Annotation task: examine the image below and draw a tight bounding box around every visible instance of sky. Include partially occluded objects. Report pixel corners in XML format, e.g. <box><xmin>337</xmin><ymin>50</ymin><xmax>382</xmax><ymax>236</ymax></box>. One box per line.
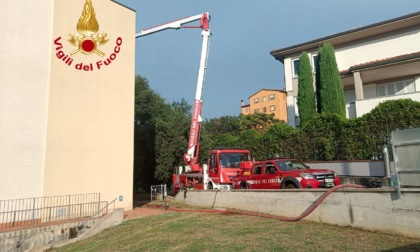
<box><xmin>118</xmin><ymin>0</ymin><xmax>419</xmax><ymax>119</ymax></box>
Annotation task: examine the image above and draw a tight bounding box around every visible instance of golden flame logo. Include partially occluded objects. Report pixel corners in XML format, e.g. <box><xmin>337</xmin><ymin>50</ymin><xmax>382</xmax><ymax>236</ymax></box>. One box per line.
<box><xmin>68</xmin><ymin>0</ymin><xmax>108</xmax><ymax>57</ymax></box>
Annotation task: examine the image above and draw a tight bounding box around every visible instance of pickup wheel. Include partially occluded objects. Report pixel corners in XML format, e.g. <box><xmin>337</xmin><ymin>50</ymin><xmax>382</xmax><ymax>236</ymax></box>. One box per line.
<box><xmin>281</xmin><ymin>177</ymin><xmax>302</xmax><ymax>189</ymax></box>
<box><xmin>286</xmin><ymin>183</ymin><xmax>297</xmax><ymax>189</ymax></box>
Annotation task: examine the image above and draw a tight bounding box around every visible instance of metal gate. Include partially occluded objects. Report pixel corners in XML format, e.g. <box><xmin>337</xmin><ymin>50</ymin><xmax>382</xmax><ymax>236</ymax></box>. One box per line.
<box><xmin>391</xmin><ymin>127</ymin><xmax>420</xmax><ymax>198</ymax></box>
<box><xmin>150</xmin><ymin>184</ymin><xmax>167</xmax><ymax>201</ymax></box>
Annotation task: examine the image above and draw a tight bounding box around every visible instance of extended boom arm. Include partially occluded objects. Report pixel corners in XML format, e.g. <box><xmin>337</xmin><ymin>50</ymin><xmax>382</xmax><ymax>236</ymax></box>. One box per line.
<box><xmin>136</xmin><ymin>13</ymin><xmax>211</xmax><ymax>172</ymax></box>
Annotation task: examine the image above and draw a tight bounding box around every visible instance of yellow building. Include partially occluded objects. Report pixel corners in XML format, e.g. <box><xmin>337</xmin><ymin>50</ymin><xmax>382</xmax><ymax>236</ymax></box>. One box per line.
<box><xmin>0</xmin><ymin>0</ymin><xmax>135</xmax><ymax>210</ymax></box>
<box><xmin>241</xmin><ymin>89</ymin><xmax>287</xmax><ymax>122</ymax></box>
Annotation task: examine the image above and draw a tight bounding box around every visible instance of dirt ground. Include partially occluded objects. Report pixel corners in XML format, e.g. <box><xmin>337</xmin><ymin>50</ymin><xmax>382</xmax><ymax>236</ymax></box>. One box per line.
<box><xmin>123</xmin><ymin>194</ymin><xmax>168</xmax><ymax>220</ymax></box>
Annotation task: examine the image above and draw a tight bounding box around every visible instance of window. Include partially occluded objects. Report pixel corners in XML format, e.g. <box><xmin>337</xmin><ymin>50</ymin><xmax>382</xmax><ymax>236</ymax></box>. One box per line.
<box><xmin>377</xmin><ymin>79</ymin><xmax>415</xmax><ymax>97</ymax></box>
<box><xmin>312</xmin><ymin>54</ymin><xmax>318</xmax><ymax>73</ymax></box>
<box><xmin>262</xmin><ymin>96</ymin><xmax>266</xmax><ymax>102</ymax></box>
<box><xmin>263</xmin><ymin>107</ymin><xmax>267</xmax><ymax>113</ymax></box>
<box><xmin>254</xmin><ymin>165</ymin><xmax>262</xmax><ymax>174</ymax></box>
<box><xmin>246</xmin><ymin>107</ymin><xmax>250</xmax><ymax>113</ymax></box>
<box><xmin>254</xmin><ymin>108</ymin><xmax>259</xmax><ymax>113</ymax></box>
<box><xmin>270</xmin><ymin>105</ymin><xmax>275</xmax><ymax>111</ymax></box>
<box><xmin>269</xmin><ymin>94</ymin><xmax>275</xmax><ymax>100</ymax></box>
<box><xmin>277</xmin><ymin>162</ymin><xmax>289</xmax><ymax>171</ymax></box>
<box><xmin>253</xmin><ymin>98</ymin><xmax>259</xmax><ymax>104</ymax></box>
<box><xmin>265</xmin><ymin>163</ymin><xmax>277</xmax><ymax>174</ymax></box>
<box><xmin>292</xmin><ymin>59</ymin><xmax>300</xmax><ymax>77</ymax></box>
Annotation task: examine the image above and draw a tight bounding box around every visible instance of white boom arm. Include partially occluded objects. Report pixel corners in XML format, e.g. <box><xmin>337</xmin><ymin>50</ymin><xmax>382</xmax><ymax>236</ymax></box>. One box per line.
<box><xmin>135</xmin><ymin>13</ymin><xmax>209</xmax><ymax>38</ymax></box>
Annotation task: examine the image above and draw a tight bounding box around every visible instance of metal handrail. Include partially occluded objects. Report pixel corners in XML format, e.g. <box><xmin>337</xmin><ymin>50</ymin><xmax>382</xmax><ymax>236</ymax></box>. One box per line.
<box><xmin>78</xmin><ymin>197</ymin><xmax>117</xmax><ymax>233</ymax></box>
<box><xmin>5</xmin><ymin>197</ymin><xmax>118</xmax><ymax>252</ymax></box>
<box><xmin>0</xmin><ymin>193</ymin><xmax>101</xmax><ymax>230</ymax></box>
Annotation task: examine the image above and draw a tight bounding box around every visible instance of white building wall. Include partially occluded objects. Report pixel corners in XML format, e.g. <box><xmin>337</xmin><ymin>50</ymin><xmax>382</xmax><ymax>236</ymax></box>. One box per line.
<box><xmin>286</xmin><ymin>96</ymin><xmax>296</xmax><ymax>127</ymax></box>
<box><xmin>0</xmin><ymin>0</ymin><xmax>135</xmax><ymax>211</ymax></box>
<box><xmin>283</xmin><ymin>57</ymin><xmax>294</xmax><ymax>92</ymax></box>
<box><xmin>335</xmin><ymin>28</ymin><xmax>420</xmax><ymax>70</ymax></box>
<box><xmin>0</xmin><ymin>1</ymin><xmax>53</xmax><ymax>200</ymax></box>
<box><xmin>355</xmin><ymin>93</ymin><xmax>420</xmax><ymax>117</ymax></box>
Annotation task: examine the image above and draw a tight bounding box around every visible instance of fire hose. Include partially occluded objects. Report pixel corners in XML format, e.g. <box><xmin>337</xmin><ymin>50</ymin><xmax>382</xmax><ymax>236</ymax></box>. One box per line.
<box><xmin>146</xmin><ymin>184</ymin><xmax>365</xmax><ymax>221</ymax></box>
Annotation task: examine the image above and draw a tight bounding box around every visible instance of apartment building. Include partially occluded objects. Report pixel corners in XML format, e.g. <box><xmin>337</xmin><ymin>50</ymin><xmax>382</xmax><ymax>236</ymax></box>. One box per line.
<box><xmin>241</xmin><ymin>89</ymin><xmax>287</xmax><ymax>122</ymax></box>
<box><xmin>271</xmin><ymin>11</ymin><xmax>420</xmax><ymax>128</ymax></box>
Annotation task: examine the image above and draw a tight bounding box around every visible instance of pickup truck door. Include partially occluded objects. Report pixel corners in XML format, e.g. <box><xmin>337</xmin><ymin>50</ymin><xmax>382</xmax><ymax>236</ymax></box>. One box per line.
<box><xmin>264</xmin><ymin>162</ymin><xmax>278</xmax><ymax>189</ymax></box>
<box><xmin>250</xmin><ymin>164</ymin><xmax>263</xmax><ymax>189</ymax></box>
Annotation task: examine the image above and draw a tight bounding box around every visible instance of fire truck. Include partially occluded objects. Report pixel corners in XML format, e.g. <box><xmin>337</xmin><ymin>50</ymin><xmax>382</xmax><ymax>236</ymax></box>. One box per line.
<box><xmin>136</xmin><ymin>13</ymin><xmax>253</xmax><ymax>194</ymax></box>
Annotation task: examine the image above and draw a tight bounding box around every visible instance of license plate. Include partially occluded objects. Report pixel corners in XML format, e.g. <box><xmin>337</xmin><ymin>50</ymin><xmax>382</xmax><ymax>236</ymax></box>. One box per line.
<box><xmin>325</xmin><ymin>178</ymin><xmax>333</xmax><ymax>183</ymax></box>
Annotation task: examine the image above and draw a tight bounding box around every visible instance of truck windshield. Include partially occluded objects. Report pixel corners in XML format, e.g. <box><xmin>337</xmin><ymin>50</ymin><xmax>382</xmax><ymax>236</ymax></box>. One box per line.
<box><xmin>276</xmin><ymin>160</ymin><xmax>309</xmax><ymax>171</ymax></box>
<box><xmin>220</xmin><ymin>153</ymin><xmax>250</xmax><ymax>168</ymax></box>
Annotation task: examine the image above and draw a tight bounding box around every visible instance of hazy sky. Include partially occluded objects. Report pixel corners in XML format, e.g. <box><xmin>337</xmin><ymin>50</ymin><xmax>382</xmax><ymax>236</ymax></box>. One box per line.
<box><xmin>118</xmin><ymin>0</ymin><xmax>419</xmax><ymax>119</ymax></box>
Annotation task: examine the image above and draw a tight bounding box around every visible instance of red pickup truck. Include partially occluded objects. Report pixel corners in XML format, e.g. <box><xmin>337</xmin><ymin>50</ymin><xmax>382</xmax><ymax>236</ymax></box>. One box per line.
<box><xmin>233</xmin><ymin>158</ymin><xmax>340</xmax><ymax>189</ymax></box>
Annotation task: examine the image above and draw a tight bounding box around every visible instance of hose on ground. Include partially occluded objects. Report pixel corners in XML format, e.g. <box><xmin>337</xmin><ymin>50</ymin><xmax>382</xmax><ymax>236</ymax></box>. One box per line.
<box><xmin>147</xmin><ymin>184</ymin><xmax>365</xmax><ymax>222</ymax></box>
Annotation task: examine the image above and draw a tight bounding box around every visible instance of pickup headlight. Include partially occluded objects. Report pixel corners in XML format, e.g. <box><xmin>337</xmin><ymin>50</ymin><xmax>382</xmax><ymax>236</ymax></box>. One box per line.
<box><xmin>300</xmin><ymin>173</ymin><xmax>314</xmax><ymax>179</ymax></box>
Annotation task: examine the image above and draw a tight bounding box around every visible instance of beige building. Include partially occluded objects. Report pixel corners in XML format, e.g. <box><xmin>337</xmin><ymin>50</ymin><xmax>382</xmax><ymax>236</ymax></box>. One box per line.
<box><xmin>271</xmin><ymin>11</ymin><xmax>420</xmax><ymax>128</ymax></box>
<box><xmin>0</xmin><ymin>0</ymin><xmax>135</xmax><ymax>210</ymax></box>
<box><xmin>241</xmin><ymin>89</ymin><xmax>287</xmax><ymax>122</ymax></box>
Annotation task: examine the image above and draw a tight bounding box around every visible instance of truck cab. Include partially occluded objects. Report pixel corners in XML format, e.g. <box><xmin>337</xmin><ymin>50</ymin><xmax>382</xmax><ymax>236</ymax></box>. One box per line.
<box><xmin>207</xmin><ymin>148</ymin><xmax>253</xmax><ymax>190</ymax></box>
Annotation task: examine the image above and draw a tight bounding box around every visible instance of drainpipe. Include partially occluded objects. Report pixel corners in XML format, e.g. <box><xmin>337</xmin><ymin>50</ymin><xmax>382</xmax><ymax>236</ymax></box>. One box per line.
<box><xmin>383</xmin><ymin>145</ymin><xmax>390</xmax><ymax>178</ymax></box>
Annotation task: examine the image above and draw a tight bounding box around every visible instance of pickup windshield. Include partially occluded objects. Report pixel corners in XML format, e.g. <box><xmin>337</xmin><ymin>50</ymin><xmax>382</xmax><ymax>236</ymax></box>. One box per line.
<box><xmin>275</xmin><ymin>160</ymin><xmax>309</xmax><ymax>171</ymax></box>
<box><xmin>220</xmin><ymin>153</ymin><xmax>250</xmax><ymax>168</ymax></box>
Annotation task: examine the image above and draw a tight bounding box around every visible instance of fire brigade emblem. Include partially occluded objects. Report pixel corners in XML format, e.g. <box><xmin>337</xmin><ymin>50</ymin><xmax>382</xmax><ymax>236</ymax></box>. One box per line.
<box><xmin>68</xmin><ymin>0</ymin><xmax>108</xmax><ymax>57</ymax></box>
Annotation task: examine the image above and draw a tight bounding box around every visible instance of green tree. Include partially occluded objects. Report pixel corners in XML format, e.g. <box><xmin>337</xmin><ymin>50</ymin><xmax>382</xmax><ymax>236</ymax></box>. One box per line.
<box><xmin>134</xmin><ymin>75</ymin><xmax>191</xmax><ymax>192</ymax></box>
<box><xmin>263</xmin><ymin>122</ymin><xmax>298</xmax><ymax>158</ymax></box>
<box><xmin>134</xmin><ymin>75</ymin><xmax>162</xmax><ymax>192</ymax></box>
<box><xmin>357</xmin><ymin>98</ymin><xmax>420</xmax><ymax>159</ymax></box>
<box><xmin>202</xmin><ymin>116</ymin><xmax>241</xmax><ymax>137</ymax></box>
<box><xmin>240</xmin><ymin>113</ymin><xmax>280</xmax><ymax>133</ymax></box>
<box><xmin>317</xmin><ymin>43</ymin><xmax>346</xmax><ymax>117</ymax></box>
<box><xmin>237</xmin><ymin>129</ymin><xmax>264</xmax><ymax>160</ymax></box>
<box><xmin>300</xmin><ymin>113</ymin><xmax>347</xmax><ymax>160</ymax></box>
<box><xmin>154</xmin><ymin>99</ymin><xmax>191</xmax><ymax>183</ymax></box>
<box><xmin>297</xmin><ymin>52</ymin><xmax>316</xmax><ymax>127</ymax></box>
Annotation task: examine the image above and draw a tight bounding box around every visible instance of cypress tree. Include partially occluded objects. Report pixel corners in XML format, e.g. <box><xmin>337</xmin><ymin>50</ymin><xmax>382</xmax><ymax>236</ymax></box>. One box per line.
<box><xmin>297</xmin><ymin>52</ymin><xmax>316</xmax><ymax>127</ymax></box>
<box><xmin>317</xmin><ymin>43</ymin><xmax>346</xmax><ymax>117</ymax></box>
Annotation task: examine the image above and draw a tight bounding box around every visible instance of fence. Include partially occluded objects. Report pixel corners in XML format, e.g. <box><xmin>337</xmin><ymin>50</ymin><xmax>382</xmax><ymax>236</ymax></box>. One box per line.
<box><xmin>150</xmin><ymin>185</ymin><xmax>166</xmax><ymax>201</ymax></box>
<box><xmin>0</xmin><ymin>193</ymin><xmax>108</xmax><ymax>230</ymax></box>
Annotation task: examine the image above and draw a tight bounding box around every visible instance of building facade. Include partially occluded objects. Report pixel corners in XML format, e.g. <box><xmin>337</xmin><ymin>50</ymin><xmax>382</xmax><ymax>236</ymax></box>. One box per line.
<box><xmin>0</xmin><ymin>0</ymin><xmax>135</xmax><ymax>210</ymax></box>
<box><xmin>271</xmin><ymin>11</ymin><xmax>420</xmax><ymax>128</ymax></box>
<box><xmin>241</xmin><ymin>89</ymin><xmax>287</xmax><ymax>122</ymax></box>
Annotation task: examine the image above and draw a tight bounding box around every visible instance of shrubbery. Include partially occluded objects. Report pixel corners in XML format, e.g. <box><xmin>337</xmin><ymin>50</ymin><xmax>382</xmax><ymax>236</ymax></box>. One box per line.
<box><xmin>202</xmin><ymin>99</ymin><xmax>420</xmax><ymax>162</ymax></box>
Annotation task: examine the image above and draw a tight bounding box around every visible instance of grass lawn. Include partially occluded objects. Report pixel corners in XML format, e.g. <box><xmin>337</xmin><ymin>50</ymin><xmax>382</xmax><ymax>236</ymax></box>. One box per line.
<box><xmin>51</xmin><ymin>207</ymin><xmax>420</xmax><ymax>252</ymax></box>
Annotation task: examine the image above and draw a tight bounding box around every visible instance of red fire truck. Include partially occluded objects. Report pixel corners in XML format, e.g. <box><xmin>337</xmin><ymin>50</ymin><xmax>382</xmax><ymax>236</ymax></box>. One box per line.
<box><xmin>137</xmin><ymin>13</ymin><xmax>253</xmax><ymax>194</ymax></box>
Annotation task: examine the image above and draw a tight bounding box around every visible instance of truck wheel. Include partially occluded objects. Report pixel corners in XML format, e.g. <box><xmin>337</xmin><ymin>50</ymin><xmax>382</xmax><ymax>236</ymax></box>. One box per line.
<box><xmin>208</xmin><ymin>183</ymin><xmax>213</xmax><ymax>190</ymax></box>
<box><xmin>240</xmin><ymin>182</ymin><xmax>247</xmax><ymax>189</ymax></box>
